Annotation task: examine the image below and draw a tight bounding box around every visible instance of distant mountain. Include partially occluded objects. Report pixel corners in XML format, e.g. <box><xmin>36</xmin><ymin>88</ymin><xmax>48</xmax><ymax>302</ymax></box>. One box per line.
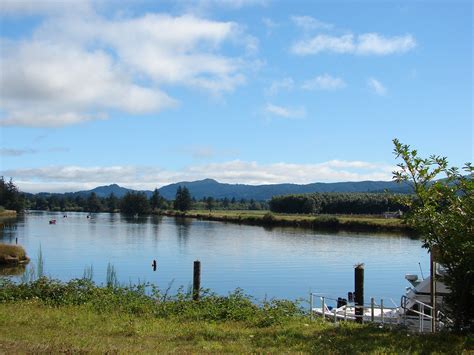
<box><xmin>34</xmin><ymin>179</ymin><xmax>413</xmax><ymax>200</ymax></box>
<box><xmin>70</xmin><ymin>184</ymin><xmax>136</xmax><ymax>198</ymax></box>
<box><xmin>157</xmin><ymin>179</ymin><xmax>412</xmax><ymax>200</ymax></box>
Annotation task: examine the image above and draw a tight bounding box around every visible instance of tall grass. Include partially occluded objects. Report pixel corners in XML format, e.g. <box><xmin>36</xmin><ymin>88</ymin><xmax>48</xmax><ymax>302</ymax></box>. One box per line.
<box><xmin>106</xmin><ymin>263</ymin><xmax>118</xmax><ymax>288</ymax></box>
<box><xmin>37</xmin><ymin>245</ymin><xmax>44</xmax><ymax>278</ymax></box>
<box><xmin>83</xmin><ymin>265</ymin><xmax>94</xmax><ymax>281</ymax></box>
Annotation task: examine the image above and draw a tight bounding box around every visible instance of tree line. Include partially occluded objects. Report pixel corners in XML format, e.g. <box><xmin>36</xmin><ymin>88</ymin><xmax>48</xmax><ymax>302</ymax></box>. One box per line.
<box><xmin>269</xmin><ymin>192</ymin><xmax>410</xmax><ymax>215</ymax></box>
<box><xmin>12</xmin><ymin>185</ymin><xmax>268</xmax><ymax>215</ymax></box>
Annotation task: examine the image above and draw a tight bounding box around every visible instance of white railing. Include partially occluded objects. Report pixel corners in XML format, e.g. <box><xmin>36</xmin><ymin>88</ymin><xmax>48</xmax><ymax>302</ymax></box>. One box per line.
<box><xmin>310</xmin><ymin>293</ymin><xmax>442</xmax><ymax>333</ymax></box>
<box><xmin>309</xmin><ymin>293</ymin><xmax>399</xmax><ymax>326</ymax></box>
<box><xmin>400</xmin><ymin>295</ymin><xmax>436</xmax><ymax>332</ymax></box>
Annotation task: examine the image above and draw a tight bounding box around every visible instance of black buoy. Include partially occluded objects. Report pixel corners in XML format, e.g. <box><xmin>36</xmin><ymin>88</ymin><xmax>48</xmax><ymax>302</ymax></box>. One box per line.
<box><xmin>152</xmin><ymin>259</ymin><xmax>157</xmax><ymax>271</ymax></box>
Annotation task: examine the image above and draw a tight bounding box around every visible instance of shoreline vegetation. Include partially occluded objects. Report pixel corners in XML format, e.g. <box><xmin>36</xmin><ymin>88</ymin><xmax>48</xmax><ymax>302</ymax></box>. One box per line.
<box><xmin>0</xmin><ymin>209</ymin><xmax>16</xmax><ymax>218</ymax></box>
<box><xmin>158</xmin><ymin>210</ymin><xmax>415</xmax><ymax>234</ymax></box>
<box><xmin>0</xmin><ymin>244</ymin><xmax>29</xmax><ymax>266</ymax></box>
<box><xmin>0</xmin><ymin>277</ymin><xmax>470</xmax><ymax>353</ymax></box>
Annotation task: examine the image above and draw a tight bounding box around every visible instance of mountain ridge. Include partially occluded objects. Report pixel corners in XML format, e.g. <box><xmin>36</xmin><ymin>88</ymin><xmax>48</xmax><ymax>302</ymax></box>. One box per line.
<box><xmin>34</xmin><ymin>179</ymin><xmax>412</xmax><ymax>200</ymax></box>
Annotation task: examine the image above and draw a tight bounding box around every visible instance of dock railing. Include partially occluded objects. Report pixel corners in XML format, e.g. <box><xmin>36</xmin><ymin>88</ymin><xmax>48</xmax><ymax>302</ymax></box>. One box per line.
<box><xmin>310</xmin><ymin>293</ymin><xmax>444</xmax><ymax>333</ymax></box>
<box><xmin>310</xmin><ymin>293</ymin><xmax>400</xmax><ymax>326</ymax></box>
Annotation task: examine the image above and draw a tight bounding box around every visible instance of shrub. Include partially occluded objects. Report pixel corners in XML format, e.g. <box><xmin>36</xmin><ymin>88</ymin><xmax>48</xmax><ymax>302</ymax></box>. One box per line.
<box><xmin>0</xmin><ymin>243</ymin><xmax>29</xmax><ymax>265</ymax></box>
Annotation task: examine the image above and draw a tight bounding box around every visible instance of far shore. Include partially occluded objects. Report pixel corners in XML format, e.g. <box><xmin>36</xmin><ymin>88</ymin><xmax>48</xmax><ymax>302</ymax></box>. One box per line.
<box><xmin>157</xmin><ymin>210</ymin><xmax>415</xmax><ymax>235</ymax></box>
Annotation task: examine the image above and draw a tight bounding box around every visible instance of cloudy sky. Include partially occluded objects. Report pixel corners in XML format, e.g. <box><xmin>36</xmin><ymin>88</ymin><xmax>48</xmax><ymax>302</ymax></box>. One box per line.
<box><xmin>0</xmin><ymin>0</ymin><xmax>472</xmax><ymax>193</ymax></box>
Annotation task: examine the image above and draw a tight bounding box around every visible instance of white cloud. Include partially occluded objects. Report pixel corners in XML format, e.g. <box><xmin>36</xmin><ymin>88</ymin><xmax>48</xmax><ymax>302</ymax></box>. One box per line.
<box><xmin>0</xmin><ymin>40</ymin><xmax>177</xmax><ymax>127</ymax></box>
<box><xmin>262</xmin><ymin>17</ymin><xmax>278</xmax><ymax>35</ymax></box>
<box><xmin>292</xmin><ymin>33</ymin><xmax>416</xmax><ymax>56</ymax></box>
<box><xmin>0</xmin><ymin>148</ymin><xmax>37</xmax><ymax>157</ymax></box>
<box><xmin>367</xmin><ymin>77</ymin><xmax>387</xmax><ymax>96</ymax></box>
<box><xmin>4</xmin><ymin>160</ymin><xmax>396</xmax><ymax>193</ymax></box>
<box><xmin>302</xmin><ymin>74</ymin><xmax>346</xmax><ymax>91</ymax></box>
<box><xmin>0</xmin><ymin>0</ymin><xmax>93</xmax><ymax>15</ymax></box>
<box><xmin>291</xmin><ymin>15</ymin><xmax>333</xmax><ymax>31</ymax></box>
<box><xmin>265</xmin><ymin>77</ymin><xmax>295</xmax><ymax>96</ymax></box>
<box><xmin>264</xmin><ymin>103</ymin><xmax>306</xmax><ymax>119</ymax></box>
<box><xmin>0</xmin><ymin>12</ymin><xmax>253</xmax><ymax>127</ymax></box>
<box><xmin>357</xmin><ymin>33</ymin><xmax>416</xmax><ymax>55</ymax></box>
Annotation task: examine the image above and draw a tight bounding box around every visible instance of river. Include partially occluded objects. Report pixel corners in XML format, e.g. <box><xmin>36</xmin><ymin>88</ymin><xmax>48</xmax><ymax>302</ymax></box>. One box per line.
<box><xmin>1</xmin><ymin>211</ymin><xmax>429</xmax><ymax>303</ymax></box>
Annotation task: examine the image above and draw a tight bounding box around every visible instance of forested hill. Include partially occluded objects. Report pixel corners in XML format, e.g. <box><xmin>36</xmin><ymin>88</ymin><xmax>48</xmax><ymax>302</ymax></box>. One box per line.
<box><xmin>47</xmin><ymin>178</ymin><xmax>412</xmax><ymax>200</ymax></box>
<box><xmin>157</xmin><ymin>179</ymin><xmax>411</xmax><ymax>200</ymax></box>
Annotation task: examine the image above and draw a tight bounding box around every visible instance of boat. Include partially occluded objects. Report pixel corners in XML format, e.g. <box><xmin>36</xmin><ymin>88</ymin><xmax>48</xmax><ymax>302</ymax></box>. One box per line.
<box><xmin>310</xmin><ymin>270</ymin><xmax>449</xmax><ymax>332</ymax></box>
<box><xmin>49</xmin><ymin>219</ymin><xmax>56</xmax><ymax>224</ymax></box>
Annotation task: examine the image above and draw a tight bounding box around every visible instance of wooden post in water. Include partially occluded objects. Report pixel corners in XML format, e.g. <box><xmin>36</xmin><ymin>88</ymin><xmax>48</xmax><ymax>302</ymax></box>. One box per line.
<box><xmin>193</xmin><ymin>260</ymin><xmax>201</xmax><ymax>301</ymax></box>
<box><xmin>354</xmin><ymin>263</ymin><xmax>364</xmax><ymax>324</ymax></box>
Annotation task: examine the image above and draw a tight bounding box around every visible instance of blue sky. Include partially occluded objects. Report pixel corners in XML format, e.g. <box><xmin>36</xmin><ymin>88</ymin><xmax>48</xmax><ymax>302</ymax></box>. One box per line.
<box><xmin>0</xmin><ymin>0</ymin><xmax>472</xmax><ymax>193</ymax></box>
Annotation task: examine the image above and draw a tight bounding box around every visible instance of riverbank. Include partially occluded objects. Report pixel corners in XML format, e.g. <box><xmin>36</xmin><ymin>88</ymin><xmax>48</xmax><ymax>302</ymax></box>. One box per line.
<box><xmin>0</xmin><ymin>209</ymin><xmax>16</xmax><ymax>218</ymax></box>
<box><xmin>0</xmin><ymin>244</ymin><xmax>29</xmax><ymax>265</ymax></box>
<box><xmin>0</xmin><ymin>279</ymin><xmax>469</xmax><ymax>353</ymax></box>
<box><xmin>159</xmin><ymin>210</ymin><xmax>414</xmax><ymax>234</ymax></box>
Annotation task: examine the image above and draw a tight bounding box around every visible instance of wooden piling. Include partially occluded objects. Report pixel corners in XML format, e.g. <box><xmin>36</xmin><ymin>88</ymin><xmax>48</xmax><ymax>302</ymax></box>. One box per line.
<box><xmin>193</xmin><ymin>260</ymin><xmax>201</xmax><ymax>301</ymax></box>
<box><xmin>354</xmin><ymin>263</ymin><xmax>364</xmax><ymax>324</ymax></box>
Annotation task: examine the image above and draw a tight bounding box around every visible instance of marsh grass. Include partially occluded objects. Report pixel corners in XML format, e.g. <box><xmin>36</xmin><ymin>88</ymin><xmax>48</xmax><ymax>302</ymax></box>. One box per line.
<box><xmin>162</xmin><ymin>210</ymin><xmax>412</xmax><ymax>234</ymax></box>
<box><xmin>0</xmin><ymin>243</ymin><xmax>28</xmax><ymax>265</ymax></box>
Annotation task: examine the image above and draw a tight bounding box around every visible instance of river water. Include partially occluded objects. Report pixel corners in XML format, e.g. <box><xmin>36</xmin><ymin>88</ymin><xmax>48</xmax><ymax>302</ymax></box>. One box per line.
<box><xmin>1</xmin><ymin>211</ymin><xmax>429</xmax><ymax>303</ymax></box>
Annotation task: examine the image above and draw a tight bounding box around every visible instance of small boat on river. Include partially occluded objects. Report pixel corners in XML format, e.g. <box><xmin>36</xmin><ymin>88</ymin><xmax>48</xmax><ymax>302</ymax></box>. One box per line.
<box><xmin>49</xmin><ymin>219</ymin><xmax>56</xmax><ymax>224</ymax></box>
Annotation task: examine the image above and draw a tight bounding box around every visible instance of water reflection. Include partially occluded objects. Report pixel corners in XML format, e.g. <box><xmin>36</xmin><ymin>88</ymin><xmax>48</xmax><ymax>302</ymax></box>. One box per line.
<box><xmin>174</xmin><ymin>217</ymin><xmax>192</xmax><ymax>246</ymax></box>
<box><xmin>122</xmin><ymin>214</ymin><xmax>150</xmax><ymax>224</ymax></box>
<box><xmin>0</xmin><ymin>264</ymin><xmax>26</xmax><ymax>276</ymax></box>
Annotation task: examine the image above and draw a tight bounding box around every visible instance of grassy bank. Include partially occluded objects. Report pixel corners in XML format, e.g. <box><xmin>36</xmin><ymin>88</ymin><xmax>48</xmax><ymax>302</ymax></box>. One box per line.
<box><xmin>0</xmin><ymin>244</ymin><xmax>29</xmax><ymax>265</ymax></box>
<box><xmin>0</xmin><ymin>208</ymin><xmax>16</xmax><ymax>218</ymax></box>
<box><xmin>160</xmin><ymin>210</ymin><xmax>414</xmax><ymax>234</ymax></box>
<box><xmin>0</xmin><ymin>278</ymin><xmax>470</xmax><ymax>353</ymax></box>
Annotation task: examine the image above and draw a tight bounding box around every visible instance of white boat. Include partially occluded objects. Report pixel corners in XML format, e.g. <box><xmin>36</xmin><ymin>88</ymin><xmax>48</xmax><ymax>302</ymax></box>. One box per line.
<box><xmin>310</xmin><ymin>271</ymin><xmax>450</xmax><ymax>332</ymax></box>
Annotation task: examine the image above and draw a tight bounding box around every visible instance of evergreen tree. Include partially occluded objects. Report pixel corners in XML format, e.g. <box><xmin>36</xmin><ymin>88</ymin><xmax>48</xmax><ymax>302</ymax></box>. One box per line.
<box><xmin>120</xmin><ymin>192</ymin><xmax>150</xmax><ymax>215</ymax></box>
<box><xmin>205</xmin><ymin>196</ymin><xmax>215</xmax><ymax>211</ymax></box>
<box><xmin>86</xmin><ymin>192</ymin><xmax>102</xmax><ymax>213</ymax></box>
<box><xmin>0</xmin><ymin>177</ymin><xmax>24</xmax><ymax>212</ymax></box>
<box><xmin>150</xmin><ymin>189</ymin><xmax>163</xmax><ymax>210</ymax></box>
<box><xmin>222</xmin><ymin>197</ymin><xmax>230</xmax><ymax>208</ymax></box>
<box><xmin>106</xmin><ymin>192</ymin><xmax>119</xmax><ymax>212</ymax></box>
<box><xmin>174</xmin><ymin>186</ymin><xmax>192</xmax><ymax>211</ymax></box>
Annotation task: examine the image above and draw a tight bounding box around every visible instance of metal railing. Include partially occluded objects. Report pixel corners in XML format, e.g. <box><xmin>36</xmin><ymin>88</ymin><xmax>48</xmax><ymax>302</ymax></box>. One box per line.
<box><xmin>400</xmin><ymin>295</ymin><xmax>435</xmax><ymax>332</ymax></box>
<box><xmin>309</xmin><ymin>293</ymin><xmax>447</xmax><ymax>333</ymax></box>
<box><xmin>309</xmin><ymin>293</ymin><xmax>399</xmax><ymax>326</ymax></box>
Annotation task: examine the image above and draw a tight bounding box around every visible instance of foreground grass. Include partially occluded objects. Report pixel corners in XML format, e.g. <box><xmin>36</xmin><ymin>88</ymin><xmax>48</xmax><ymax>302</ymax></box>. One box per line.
<box><xmin>0</xmin><ymin>277</ymin><xmax>471</xmax><ymax>353</ymax></box>
<box><xmin>162</xmin><ymin>209</ymin><xmax>413</xmax><ymax>234</ymax></box>
<box><xmin>1</xmin><ymin>302</ymin><xmax>471</xmax><ymax>353</ymax></box>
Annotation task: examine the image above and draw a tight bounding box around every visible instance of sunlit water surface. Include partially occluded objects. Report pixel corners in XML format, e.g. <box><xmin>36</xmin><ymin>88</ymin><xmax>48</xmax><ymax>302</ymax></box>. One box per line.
<box><xmin>1</xmin><ymin>211</ymin><xmax>428</xmax><ymax>302</ymax></box>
